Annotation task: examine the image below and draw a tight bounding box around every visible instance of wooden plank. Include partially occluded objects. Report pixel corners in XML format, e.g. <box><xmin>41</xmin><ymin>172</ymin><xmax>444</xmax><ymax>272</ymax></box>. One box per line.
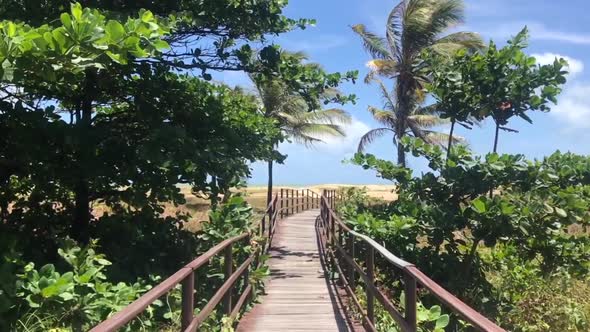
<box><xmin>237</xmin><ymin>210</ymin><xmax>363</xmax><ymax>331</ymax></box>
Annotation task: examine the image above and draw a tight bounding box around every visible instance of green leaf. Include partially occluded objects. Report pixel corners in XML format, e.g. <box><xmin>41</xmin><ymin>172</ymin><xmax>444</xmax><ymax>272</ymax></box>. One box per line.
<box><xmin>555</xmin><ymin>207</ymin><xmax>567</xmax><ymax>218</ymax></box>
<box><xmin>153</xmin><ymin>40</ymin><xmax>170</xmax><ymax>51</ymax></box>
<box><xmin>106</xmin><ymin>51</ymin><xmax>127</xmax><ymax>64</ymax></box>
<box><xmin>60</xmin><ymin>13</ymin><xmax>72</xmax><ymax>27</ymax></box>
<box><xmin>39</xmin><ymin>264</ymin><xmax>55</xmax><ymax>276</ymax></box>
<box><xmin>428</xmin><ymin>305</ymin><xmax>442</xmax><ymax>320</ymax></box>
<box><xmin>106</xmin><ymin>20</ymin><xmax>126</xmax><ymax>41</ymax></box>
<box><xmin>471</xmin><ymin>197</ymin><xmax>487</xmax><ymax>213</ymax></box>
<box><xmin>6</xmin><ymin>22</ymin><xmax>17</xmax><ymax>37</ymax></box>
<box><xmin>141</xmin><ymin>10</ymin><xmax>154</xmax><ymax>23</ymax></box>
<box><xmin>59</xmin><ymin>292</ymin><xmax>74</xmax><ymax>301</ymax></box>
<box><xmin>71</xmin><ymin>3</ymin><xmax>83</xmax><ymax>21</ymax></box>
<box><xmin>96</xmin><ymin>258</ymin><xmax>112</xmax><ymax>266</ymax></box>
<box><xmin>435</xmin><ymin>314</ymin><xmax>450</xmax><ymax>329</ymax></box>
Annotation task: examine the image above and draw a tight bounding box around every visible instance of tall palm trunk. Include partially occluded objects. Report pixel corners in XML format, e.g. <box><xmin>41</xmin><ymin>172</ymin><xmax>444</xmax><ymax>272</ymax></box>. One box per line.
<box><xmin>267</xmin><ymin>159</ymin><xmax>273</xmax><ymax>206</ymax></box>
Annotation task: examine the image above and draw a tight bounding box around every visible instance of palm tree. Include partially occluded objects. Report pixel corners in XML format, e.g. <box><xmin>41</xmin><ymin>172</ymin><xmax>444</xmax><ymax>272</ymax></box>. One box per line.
<box><xmin>250</xmin><ymin>62</ymin><xmax>351</xmax><ymax>205</ymax></box>
<box><xmin>352</xmin><ymin>0</ymin><xmax>483</xmax><ymax>165</ymax></box>
<box><xmin>357</xmin><ymin>78</ymin><xmax>454</xmax><ymax>155</ymax></box>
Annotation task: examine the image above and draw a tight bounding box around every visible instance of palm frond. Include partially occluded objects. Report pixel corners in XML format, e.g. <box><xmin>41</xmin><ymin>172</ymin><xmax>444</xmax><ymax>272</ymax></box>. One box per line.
<box><xmin>369</xmin><ymin>78</ymin><xmax>396</xmax><ymax>111</ymax></box>
<box><xmin>434</xmin><ymin>31</ymin><xmax>484</xmax><ymax>53</ymax></box>
<box><xmin>294</xmin><ymin>108</ymin><xmax>352</xmax><ymax>125</ymax></box>
<box><xmin>288</xmin><ymin>133</ymin><xmax>324</xmax><ymax>147</ymax></box>
<box><xmin>365</xmin><ymin>59</ymin><xmax>400</xmax><ymax>83</ymax></box>
<box><xmin>352</xmin><ymin>24</ymin><xmax>390</xmax><ymax>59</ymax></box>
<box><xmin>408</xmin><ymin>114</ymin><xmax>449</xmax><ymax>128</ymax></box>
<box><xmin>424</xmin><ymin>130</ymin><xmax>465</xmax><ymax>146</ymax></box>
<box><xmin>368</xmin><ymin>106</ymin><xmax>397</xmax><ymax>127</ymax></box>
<box><xmin>429</xmin><ymin>0</ymin><xmax>464</xmax><ymax>34</ymax></box>
<box><xmin>403</xmin><ymin>0</ymin><xmax>464</xmax><ymax>56</ymax></box>
<box><xmin>385</xmin><ymin>1</ymin><xmax>405</xmax><ymax>60</ymax></box>
<box><xmin>415</xmin><ymin>103</ymin><xmax>441</xmax><ymax>115</ymax></box>
<box><xmin>295</xmin><ymin>123</ymin><xmax>347</xmax><ymax>138</ymax></box>
<box><xmin>358</xmin><ymin>128</ymin><xmax>395</xmax><ymax>153</ymax></box>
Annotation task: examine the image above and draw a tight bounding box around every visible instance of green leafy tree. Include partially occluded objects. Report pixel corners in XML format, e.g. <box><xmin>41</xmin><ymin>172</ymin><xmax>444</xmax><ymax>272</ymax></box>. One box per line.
<box><xmin>352</xmin><ymin>0</ymin><xmax>483</xmax><ymax>166</ymax></box>
<box><xmin>357</xmin><ymin>78</ymin><xmax>456</xmax><ymax>154</ymax></box>
<box><xmin>427</xmin><ymin>27</ymin><xmax>568</xmax><ymax>154</ymax></box>
<box><xmin>352</xmin><ymin>137</ymin><xmax>590</xmax><ymax>323</ymax></box>
<box><xmin>250</xmin><ymin>53</ymin><xmax>352</xmax><ymax>204</ymax></box>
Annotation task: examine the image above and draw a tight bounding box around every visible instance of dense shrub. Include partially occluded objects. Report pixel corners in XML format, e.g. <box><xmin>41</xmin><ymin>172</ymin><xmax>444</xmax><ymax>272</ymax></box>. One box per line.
<box><xmin>344</xmin><ymin>137</ymin><xmax>590</xmax><ymax>330</ymax></box>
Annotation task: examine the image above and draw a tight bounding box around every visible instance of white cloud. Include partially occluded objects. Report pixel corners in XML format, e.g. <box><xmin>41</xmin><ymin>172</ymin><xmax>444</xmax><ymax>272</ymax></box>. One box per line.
<box><xmin>476</xmin><ymin>21</ymin><xmax>590</xmax><ymax>45</ymax></box>
<box><xmin>552</xmin><ymin>83</ymin><xmax>590</xmax><ymax>129</ymax></box>
<box><xmin>319</xmin><ymin>117</ymin><xmax>371</xmax><ymax>153</ymax></box>
<box><xmin>532</xmin><ymin>53</ymin><xmax>584</xmax><ymax>78</ymax></box>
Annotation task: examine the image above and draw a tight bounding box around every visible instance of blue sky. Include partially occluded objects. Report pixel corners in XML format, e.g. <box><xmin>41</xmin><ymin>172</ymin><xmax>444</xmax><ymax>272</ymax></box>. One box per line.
<box><xmin>228</xmin><ymin>0</ymin><xmax>590</xmax><ymax>186</ymax></box>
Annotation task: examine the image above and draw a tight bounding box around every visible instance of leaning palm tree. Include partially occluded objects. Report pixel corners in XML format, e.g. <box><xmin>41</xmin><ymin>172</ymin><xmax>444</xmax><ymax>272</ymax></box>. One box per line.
<box><xmin>250</xmin><ymin>64</ymin><xmax>351</xmax><ymax>205</ymax></box>
<box><xmin>352</xmin><ymin>0</ymin><xmax>483</xmax><ymax>165</ymax></box>
<box><xmin>358</xmin><ymin>78</ymin><xmax>456</xmax><ymax>155</ymax></box>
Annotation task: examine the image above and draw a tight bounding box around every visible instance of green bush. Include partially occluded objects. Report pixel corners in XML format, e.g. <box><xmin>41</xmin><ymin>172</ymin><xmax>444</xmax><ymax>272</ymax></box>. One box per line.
<box><xmin>345</xmin><ymin>137</ymin><xmax>590</xmax><ymax>330</ymax></box>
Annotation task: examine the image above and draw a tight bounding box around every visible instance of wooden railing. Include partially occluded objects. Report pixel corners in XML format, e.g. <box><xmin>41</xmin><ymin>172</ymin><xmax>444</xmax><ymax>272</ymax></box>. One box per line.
<box><xmin>320</xmin><ymin>192</ymin><xmax>505</xmax><ymax>332</ymax></box>
<box><xmin>91</xmin><ymin>188</ymin><xmax>317</xmax><ymax>332</ymax></box>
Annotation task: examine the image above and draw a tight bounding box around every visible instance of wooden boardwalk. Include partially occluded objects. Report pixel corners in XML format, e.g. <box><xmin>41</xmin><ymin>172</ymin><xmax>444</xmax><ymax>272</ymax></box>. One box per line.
<box><xmin>237</xmin><ymin>209</ymin><xmax>362</xmax><ymax>332</ymax></box>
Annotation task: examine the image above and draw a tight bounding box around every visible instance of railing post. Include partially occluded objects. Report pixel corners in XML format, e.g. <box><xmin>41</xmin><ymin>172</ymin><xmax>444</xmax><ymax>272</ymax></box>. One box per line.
<box><xmin>296</xmin><ymin>190</ymin><xmax>299</xmax><ymax>213</ymax></box>
<box><xmin>181</xmin><ymin>271</ymin><xmax>194</xmax><ymax>330</ymax></box>
<box><xmin>306</xmin><ymin>189</ymin><xmax>309</xmax><ymax>210</ymax></box>
<box><xmin>245</xmin><ymin>235</ymin><xmax>252</xmax><ymax>299</ymax></box>
<box><xmin>366</xmin><ymin>246</ymin><xmax>375</xmax><ymax>324</ymax></box>
<box><xmin>224</xmin><ymin>244</ymin><xmax>233</xmax><ymax>316</ymax></box>
<box><xmin>292</xmin><ymin>189</ymin><xmax>295</xmax><ymax>216</ymax></box>
<box><xmin>280</xmin><ymin>188</ymin><xmax>284</xmax><ymax>219</ymax></box>
<box><xmin>348</xmin><ymin>233</ymin><xmax>355</xmax><ymax>290</ymax></box>
<box><xmin>332</xmin><ymin>190</ymin><xmax>336</xmax><ymax>209</ymax></box>
<box><xmin>404</xmin><ymin>270</ymin><xmax>417</xmax><ymax>332</ymax></box>
<box><xmin>285</xmin><ymin>189</ymin><xmax>289</xmax><ymax>217</ymax></box>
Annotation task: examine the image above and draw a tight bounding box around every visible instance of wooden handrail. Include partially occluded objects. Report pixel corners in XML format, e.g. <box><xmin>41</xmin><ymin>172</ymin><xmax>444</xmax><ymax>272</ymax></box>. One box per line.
<box><xmin>92</xmin><ymin>189</ymin><xmax>319</xmax><ymax>331</ymax></box>
<box><xmin>319</xmin><ymin>193</ymin><xmax>505</xmax><ymax>332</ymax></box>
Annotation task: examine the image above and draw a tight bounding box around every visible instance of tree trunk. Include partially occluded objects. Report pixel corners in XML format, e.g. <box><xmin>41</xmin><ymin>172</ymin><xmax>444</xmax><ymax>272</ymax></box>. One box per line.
<box><xmin>493</xmin><ymin>121</ymin><xmax>500</xmax><ymax>153</ymax></box>
<box><xmin>73</xmin><ymin>181</ymin><xmax>90</xmax><ymax>243</ymax></box>
<box><xmin>267</xmin><ymin>159</ymin><xmax>273</xmax><ymax>206</ymax></box>
<box><xmin>73</xmin><ymin>70</ymin><xmax>96</xmax><ymax>244</ymax></box>
<box><xmin>489</xmin><ymin>121</ymin><xmax>502</xmax><ymax>197</ymax></box>
<box><xmin>446</xmin><ymin>120</ymin><xmax>456</xmax><ymax>160</ymax></box>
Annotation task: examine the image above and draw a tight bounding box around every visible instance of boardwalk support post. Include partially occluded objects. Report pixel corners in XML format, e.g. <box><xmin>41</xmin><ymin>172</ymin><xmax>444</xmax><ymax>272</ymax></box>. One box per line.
<box><xmin>181</xmin><ymin>271</ymin><xmax>194</xmax><ymax>330</ymax></box>
<box><xmin>286</xmin><ymin>189</ymin><xmax>289</xmax><ymax>217</ymax></box>
<box><xmin>280</xmin><ymin>188</ymin><xmax>284</xmax><ymax>219</ymax></box>
<box><xmin>366</xmin><ymin>245</ymin><xmax>375</xmax><ymax>324</ymax></box>
<box><xmin>348</xmin><ymin>233</ymin><xmax>355</xmax><ymax>290</ymax></box>
<box><xmin>404</xmin><ymin>271</ymin><xmax>417</xmax><ymax>332</ymax></box>
<box><xmin>224</xmin><ymin>244</ymin><xmax>233</xmax><ymax>316</ymax></box>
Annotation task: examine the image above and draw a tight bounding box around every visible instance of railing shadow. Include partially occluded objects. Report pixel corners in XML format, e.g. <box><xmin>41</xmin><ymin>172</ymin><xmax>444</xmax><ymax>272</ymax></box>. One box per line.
<box><xmin>315</xmin><ymin>215</ymin><xmax>358</xmax><ymax>332</ymax></box>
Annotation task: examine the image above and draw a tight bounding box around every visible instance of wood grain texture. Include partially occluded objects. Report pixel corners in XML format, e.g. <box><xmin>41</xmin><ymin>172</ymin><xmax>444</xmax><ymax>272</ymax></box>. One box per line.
<box><xmin>237</xmin><ymin>210</ymin><xmax>363</xmax><ymax>332</ymax></box>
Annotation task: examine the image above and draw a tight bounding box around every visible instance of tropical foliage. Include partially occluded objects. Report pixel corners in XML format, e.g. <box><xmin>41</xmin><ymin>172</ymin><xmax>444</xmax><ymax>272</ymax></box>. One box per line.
<box><xmin>426</xmin><ymin>27</ymin><xmax>568</xmax><ymax>153</ymax></box>
<box><xmin>0</xmin><ymin>1</ymin><xmax>356</xmax><ymax>330</ymax></box>
<box><xmin>357</xmin><ymin>77</ymin><xmax>454</xmax><ymax>155</ymax></box>
<box><xmin>352</xmin><ymin>0</ymin><xmax>483</xmax><ymax>165</ymax></box>
<box><xmin>250</xmin><ymin>52</ymin><xmax>352</xmax><ymax>204</ymax></box>
<box><xmin>346</xmin><ymin>137</ymin><xmax>590</xmax><ymax>331</ymax></box>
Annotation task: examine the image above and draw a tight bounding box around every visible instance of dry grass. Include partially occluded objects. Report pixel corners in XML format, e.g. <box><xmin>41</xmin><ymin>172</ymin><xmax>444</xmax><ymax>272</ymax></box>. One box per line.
<box><xmin>91</xmin><ymin>184</ymin><xmax>397</xmax><ymax>233</ymax></box>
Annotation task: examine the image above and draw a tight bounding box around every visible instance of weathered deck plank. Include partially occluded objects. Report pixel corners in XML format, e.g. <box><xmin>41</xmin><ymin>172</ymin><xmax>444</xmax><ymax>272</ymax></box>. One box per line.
<box><xmin>237</xmin><ymin>210</ymin><xmax>363</xmax><ymax>332</ymax></box>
